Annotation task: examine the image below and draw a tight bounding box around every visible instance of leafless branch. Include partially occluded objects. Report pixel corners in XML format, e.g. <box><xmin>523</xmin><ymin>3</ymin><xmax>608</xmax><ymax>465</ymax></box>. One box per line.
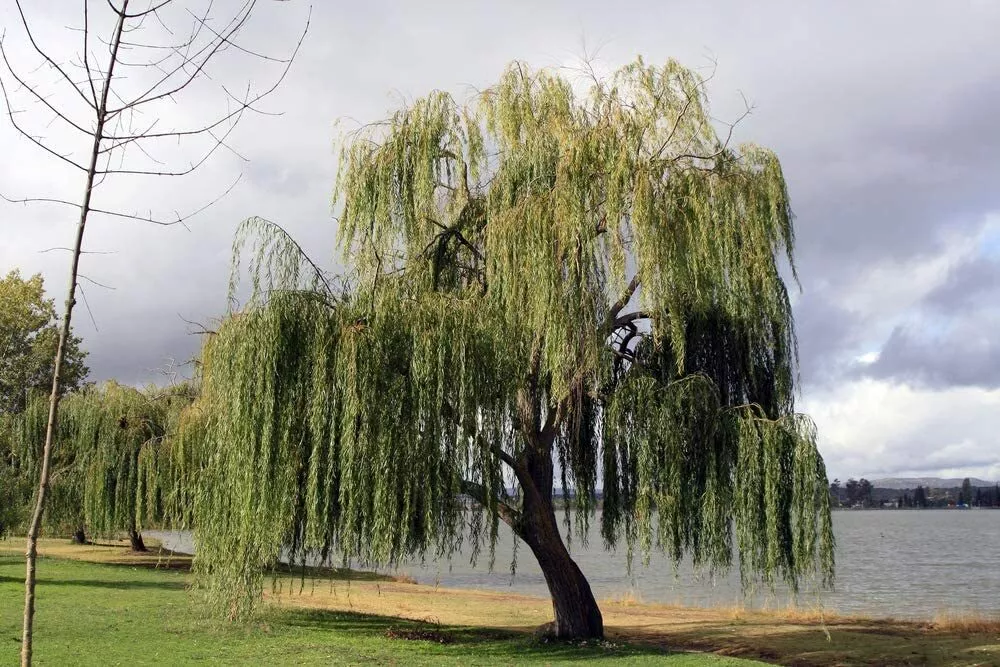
<box><xmin>88</xmin><ymin>173</ymin><xmax>242</xmax><ymax>226</ymax></box>
<box><xmin>611</xmin><ymin>310</ymin><xmax>650</xmax><ymax>330</ymax></box>
<box><xmin>12</xmin><ymin>0</ymin><xmax>97</xmax><ymax>110</ymax></box>
<box><xmin>0</xmin><ymin>39</ymin><xmax>94</xmax><ymax>136</ymax></box>
<box><xmin>605</xmin><ymin>275</ymin><xmax>640</xmax><ymax>329</ymax></box>
<box><xmin>0</xmin><ymin>74</ymin><xmax>88</xmax><ymax>171</ymax></box>
<box><xmin>76</xmin><ymin>282</ymin><xmax>100</xmax><ymax>332</ymax></box>
<box><xmin>1</xmin><ymin>192</ymin><xmax>81</xmax><ymax>208</ymax></box>
<box><xmin>178</xmin><ymin>313</ymin><xmax>217</xmax><ymax>336</ymax></box>
<box><xmin>77</xmin><ymin>273</ymin><xmax>116</xmax><ymax>290</ymax></box>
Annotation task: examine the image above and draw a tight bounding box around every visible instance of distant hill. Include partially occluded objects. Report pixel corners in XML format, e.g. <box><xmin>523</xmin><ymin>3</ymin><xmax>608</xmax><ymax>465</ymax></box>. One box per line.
<box><xmin>872</xmin><ymin>477</ymin><xmax>995</xmax><ymax>490</ymax></box>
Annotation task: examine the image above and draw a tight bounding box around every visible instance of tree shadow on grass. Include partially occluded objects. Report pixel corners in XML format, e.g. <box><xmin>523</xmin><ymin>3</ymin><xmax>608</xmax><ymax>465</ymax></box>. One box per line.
<box><xmin>615</xmin><ymin>621</ymin><xmax>1000</xmax><ymax>667</ymax></box>
<box><xmin>277</xmin><ymin>607</ymin><xmax>680</xmax><ymax>662</ymax></box>
<box><xmin>0</xmin><ymin>573</ymin><xmax>186</xmax><ymax>592</ymax></box>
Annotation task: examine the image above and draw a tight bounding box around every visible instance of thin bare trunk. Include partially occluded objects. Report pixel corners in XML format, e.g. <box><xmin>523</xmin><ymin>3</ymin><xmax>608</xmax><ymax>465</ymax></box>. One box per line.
<box><xmin>20</xmin><ymin>7</ymin><xmax>127</xmax><ymax>665</ymax></box>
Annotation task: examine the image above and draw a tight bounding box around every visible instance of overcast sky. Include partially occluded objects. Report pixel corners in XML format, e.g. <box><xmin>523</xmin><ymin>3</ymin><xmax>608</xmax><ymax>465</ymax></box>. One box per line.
<box><xmin>2</xmin><ymin>1</ymin><xmax>999</xmax><ymax>483</ymax></box>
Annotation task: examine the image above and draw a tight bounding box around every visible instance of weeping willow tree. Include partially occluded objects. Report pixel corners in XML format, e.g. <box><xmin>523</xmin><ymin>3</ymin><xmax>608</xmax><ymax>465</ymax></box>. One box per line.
<box><xmin>1</xmin><ymin>413</ymin><xmax>28</xmax><ymax>537</ymax></box>
<box><xmin>194</xmin><ymin>58</ymin><xmax>834</xmax><ymax>639</ymax></box>
<box><xmin>11</xmin><ymin>381</ymin><xmax>196</xmax><ymax>550</ymax></box>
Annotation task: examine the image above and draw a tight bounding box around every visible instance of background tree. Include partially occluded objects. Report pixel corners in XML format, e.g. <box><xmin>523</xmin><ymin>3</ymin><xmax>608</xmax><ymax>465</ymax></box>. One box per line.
<box><xmin>0</xmin><ymin>1</ymin><xmax>307</xmax><ymax>662</ymax></box>
<box><xmin>859</xmin><ymin>478</ymin><xmax>873</xmax><ymax>508</ymax></box>
<box><xmin>0</xmin><ymin>413</ymin><xmax>28</xmax><ymax>537</ymax></box>
<box><xmin>830</xmin><ymin>479</ymin><xmax>842</xmax><ymax>507</ymax></box>
<box><xmin>191</xmin><ymin>58</ymin><xmax>835</xmax><ymax>639</ymax></box>
<box><xmin>0</xmin><ymin>271</ymin><xmax>88</xmax><ymax>415</ymax></box>
<box><xmin>11</xmin><ymin>382</ymin><xmax>197</xmax><ymax>552</ymax></box>
<box><xmin>846</xmin><ymin>478</ymin><xmax>860</xmax><ymax>506</ymax></box>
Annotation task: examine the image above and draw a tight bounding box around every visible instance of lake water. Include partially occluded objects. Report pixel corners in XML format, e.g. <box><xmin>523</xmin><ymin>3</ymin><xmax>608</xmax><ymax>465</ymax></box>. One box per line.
<box><xmin>148</xmin><ymin>509</ymin><xmax>1000</xmax><ymax>619</ymax></box>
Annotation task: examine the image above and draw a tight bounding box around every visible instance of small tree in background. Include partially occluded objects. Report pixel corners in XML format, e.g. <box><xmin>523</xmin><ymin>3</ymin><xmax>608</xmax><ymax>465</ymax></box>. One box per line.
<box><xmin>0</xmin><ymin>271</ymin><xmax>89</xmax><ymax>415</ymax></box>
<box><xmin>191</xmin><ymin>58</ymin><xmax>835</xmax><ymax>639</ymax></box>
<box><xmin>859</xmin><ymin>478</ymin><xmax>873</xmax><ymax>508</ymax></box>
<box><xmin>10</xmin><ymin>382</ymin><xmax>197</xmax><ymax>550</ymax></box>
<box><xmin>846</xmin><ymin>478</ymin><xmax>860</xmax><ymax>506</ymax></box>
<box><xmin>961</xmin><ymin>477</ymin><xmax>973</xmax><ymax>507</ymax></box>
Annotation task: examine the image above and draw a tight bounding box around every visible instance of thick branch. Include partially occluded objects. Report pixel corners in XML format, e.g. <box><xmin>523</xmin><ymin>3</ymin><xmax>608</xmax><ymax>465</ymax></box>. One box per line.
<box><xmin>612</xmin><ymin>310</ymin><xmax>651</xmax><ymax>330</ymax></box>
<box><xmin>602</xmin><ymin>276</ymin><xmax>640</xmax><ymax>335</ymax></box>
<box><xmin>460</xmin><ymin>480</ymin><xmax>521</xmax><ymax>530</ymax></box>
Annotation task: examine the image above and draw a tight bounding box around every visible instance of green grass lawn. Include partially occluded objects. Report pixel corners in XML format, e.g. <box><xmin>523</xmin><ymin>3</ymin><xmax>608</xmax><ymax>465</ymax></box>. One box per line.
<box><xmin>0</xmin><ymin>552</ymin><xmax>763</xmax><ymax>666</ymax></box>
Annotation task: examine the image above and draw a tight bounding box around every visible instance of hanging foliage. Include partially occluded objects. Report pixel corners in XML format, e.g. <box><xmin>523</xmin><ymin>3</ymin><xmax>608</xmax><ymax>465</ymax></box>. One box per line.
<box><xmin>1</xmin><ymin>413</ymin><xmax>28</xmax><ymax>537</ymax></box>
<box><xmin>192</xmin><ymin>57</ymin><xmax>834</xmax><ymax>636</ymax></box>
<box><xmin>11</xmin><ymin>381</ymin><xmax>197</xmax><ymax>542</ymax></box>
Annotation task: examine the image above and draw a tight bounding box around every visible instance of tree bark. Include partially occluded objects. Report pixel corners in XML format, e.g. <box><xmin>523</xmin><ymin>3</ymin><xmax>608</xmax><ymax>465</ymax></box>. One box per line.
<box><xmin>519</xmin><ymin>492</ymin><xmax>604</xmax><ymax>639</ymax></box>
<box><xmin>512</xmin><ymin>430</ymin><xmax>604</xmax><ymax>640</ymax></box>
<box><xmin>128</xmin><ymin>528</ymin><xmax>146</xmax><ymax>553</ymax></box>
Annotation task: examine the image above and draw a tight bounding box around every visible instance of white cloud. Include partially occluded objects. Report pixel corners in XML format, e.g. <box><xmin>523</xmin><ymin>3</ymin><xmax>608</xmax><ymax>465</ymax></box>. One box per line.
<box><xmin>804</xmin><ymin>378</ymin><xmax>1000</xmax><ymax>481</ymax></box>
<box><xmin>855</xmin><ymin>352</ymin><xmax>879</xmax><ymax>365</ymax></box>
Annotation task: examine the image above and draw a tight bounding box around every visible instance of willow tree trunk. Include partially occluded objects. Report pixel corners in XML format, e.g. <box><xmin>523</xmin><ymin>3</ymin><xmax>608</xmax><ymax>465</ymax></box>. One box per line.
<box><xmin>128</xmin><ymin>524</ymin><xmax>147</xmax><ymax>552</ymax></box>
<box><xmin>516</xmin><ymin>435</ymin><xmax>604</xmax><ymax>640</ymax></box>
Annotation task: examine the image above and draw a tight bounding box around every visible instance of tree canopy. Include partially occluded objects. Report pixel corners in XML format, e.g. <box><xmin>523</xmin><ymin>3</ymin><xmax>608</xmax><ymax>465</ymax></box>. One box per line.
<box><xmin>7</xmin><ymin>381</ymin><xmax>196</xmax><ymax>544</ymax></box>
<box><xmin>0</xmin><ymin>271</ymin><xmax>89</xmax><ymax>415</ymax></box>
<box><xmin>190</xmin><ymin>57</ymin><xmax>834</xmax><ymax>636</ymax></box>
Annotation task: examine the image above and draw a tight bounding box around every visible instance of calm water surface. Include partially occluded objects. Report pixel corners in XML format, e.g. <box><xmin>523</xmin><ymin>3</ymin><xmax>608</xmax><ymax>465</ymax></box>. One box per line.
<box><xmin>149</xmin><ymin>509</ymin><xmax>1000</xmax><ymax>618</ymax></box>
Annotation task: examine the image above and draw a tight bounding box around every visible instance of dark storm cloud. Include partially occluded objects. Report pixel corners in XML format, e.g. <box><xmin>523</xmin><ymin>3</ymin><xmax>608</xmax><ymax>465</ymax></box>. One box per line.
<box><xmin>923</xmin><ymin>256</ymin><xmax>1000</xmax><ymax>314</ymax></box>
<box><xmin>793</xmin><ymin>292</ymin><xmax>859</xmax><ymax>386</ymax></box>
<box><xmin>782</xmin><ymin>73</ymin><xmax>1000</xmax><ymax>277</ymax></box>
<box><xmin>857</xmin><ymin>253</ymin><xmax>1000</xmax><ymax>389</ymax></box>
<box><xmin>864</xmin><ymin>317</ymin><xmax>1000</xmax><ymax>390</ymax></box>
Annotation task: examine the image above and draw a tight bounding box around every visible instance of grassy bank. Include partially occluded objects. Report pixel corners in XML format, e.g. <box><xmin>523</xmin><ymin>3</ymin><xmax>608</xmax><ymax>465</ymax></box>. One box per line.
<box><xmin>0</xmin><ymin>538</ymin><xmax>755</xmax><ymax>666</ymax></box>
<box><xmin>1</xmin><ymin>539</ymin><xmax>998</xmax><ymax>665</ymax></box>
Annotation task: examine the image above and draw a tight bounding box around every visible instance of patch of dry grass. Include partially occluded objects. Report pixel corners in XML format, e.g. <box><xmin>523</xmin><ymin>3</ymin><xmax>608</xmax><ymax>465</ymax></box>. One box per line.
<box><xmin>924</xmin><ymin>611</ymin><xmax>1000</xmax><ymax>635</ymax></box>
<box><xmin>0</xmin><ymin>536</ymin><xmax>192</xmax><ymax>569</ymax></box>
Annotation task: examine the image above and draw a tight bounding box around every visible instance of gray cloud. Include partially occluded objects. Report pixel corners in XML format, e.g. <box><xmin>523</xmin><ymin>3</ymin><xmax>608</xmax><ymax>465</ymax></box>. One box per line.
<box><xmin>923</xmin><ymin>256</ymin><xmax>1000</xmax><ymax>314</ymax></box>
<box><xmin>865</xmin><ymin>318</ymin><xmax>1000</xmax><ymax>390</ymax></box>
<box><xmin>857</xmin><ymin>253</ymin><xmax>1000</xmax><ymax>389</ymax></box>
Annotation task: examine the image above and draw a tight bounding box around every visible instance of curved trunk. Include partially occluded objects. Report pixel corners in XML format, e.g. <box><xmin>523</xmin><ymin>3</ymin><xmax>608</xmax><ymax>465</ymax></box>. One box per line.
<box><xmin>514</xmin><ymin>429</ymin><xmax>604</xmax><ymax>640</ymax></box>
<box><xmin>519</xmin><ymin>490</ymin><xmax>604</xmax><ymax>639</ymax></box>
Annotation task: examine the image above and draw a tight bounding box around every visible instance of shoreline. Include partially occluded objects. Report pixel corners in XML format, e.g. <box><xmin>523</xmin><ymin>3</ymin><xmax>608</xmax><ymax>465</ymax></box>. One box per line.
<box><xmin>3</xmin><ymin>536</ymin><xmax>999</xmax><ymax>666</ymax></box>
